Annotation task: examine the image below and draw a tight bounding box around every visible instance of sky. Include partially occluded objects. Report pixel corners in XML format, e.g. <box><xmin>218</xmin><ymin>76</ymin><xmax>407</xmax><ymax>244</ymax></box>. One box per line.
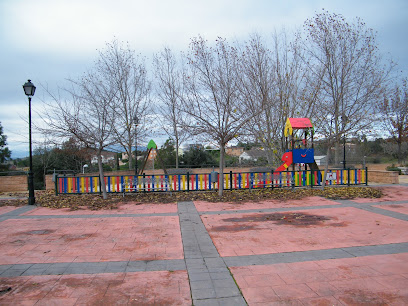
<box><xmin>1</xmin><ymin>0</ymin><xmax>407</xmax><ymax>158</ymax></box>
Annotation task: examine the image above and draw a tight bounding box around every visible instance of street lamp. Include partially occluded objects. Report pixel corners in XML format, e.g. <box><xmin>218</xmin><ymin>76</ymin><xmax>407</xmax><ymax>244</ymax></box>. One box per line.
<box><xmin>341</xmin><ymin>114</ymin><xmax>348</xmax><ymax>169</ymax></box>
<box><xmin>134</xmin><ymin>115</ymin><xmax>139</xmax><ymax>176</ymax></box>
<box><xmin>23</xmin><ymin>79</ymin><xmax>36</xmax><ymax>205</ymax></box>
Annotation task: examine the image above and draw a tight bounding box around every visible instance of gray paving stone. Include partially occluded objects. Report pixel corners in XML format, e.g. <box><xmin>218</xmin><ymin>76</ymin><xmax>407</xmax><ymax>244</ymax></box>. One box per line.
<box><xmin>0</xmin><ymin>265</ymin><xmax>12</xmax><ymax>273</ymax></box>
<box><xmin>66</xmin><ymin>266</ymin><xmax>103</xmax><ymax>274</ymax></box>
<box><xmin>104</xmin><ymin>261</ymin><xmax>128</xmax><ymax>273</ymax></box>
<box><xmin>125</xmin><ymin>261</ymin><xmax>147</xmax><ymax>272</ymax></box>
<box><xmin>192</xmin><ymin>288</ymin><xmax>216</xmax><ymax>300</ymax></box>
<box><xmin>344</xmin><ymin>243</ymin><xmax>408</xmax><ymax>257</ymax></box>
<box><xmin>145</xmin><ymin>260</ymin><xmax>167</xmax><ymax>271</ymax></box>
<box><xmin>207</xmin><ymin>267</ymin><xmax>230</xmax><ymax>273</ymax></box>
<box><xmin>212</xmin><ymin>278</ymin><xmax>237</xmax><ymax>288</ymax></box>
<box><xmin>193</xmin><ymin>299</ymin><xmax>220</xmax><ymax>306</ymax></box>
<box><xmin>204</xmin><ymin>258</ymin><xmax>225</xmax><ymax>268</ymax></box>
<box><xmin>210</xmin><ymin>272</ymin><xmax>233</xmax><ymax>280</ymax></box>
<box><xmin>190</xmin><ymin>279</ymin><xmax>214</xmax><ymax>290</ymax></box>
<box><xmin>21</xmin><ymin>268</ymin><xmax>47</xmax><ymax>276</ymax></box>
<box><xmin>1</xmin><ymin>269</ymin><xmax>27</xmax><ymax>277</ymax></box>
<box><xmin>10</xmin><ymin>264</ymin><xmax>33</xmax><ymax>270</ymax></box>
<box><xmin>31</xmin><ymin>263</ymin><xmax>52</xmax><ymax>269</ymax></box>
<box><xmin>217</xmin><ymin>296</ymin><xmax>247</xmax><ymax>306</ymax></box>
<box><xmin>166</xmin><ymin>260</ymin><xmax>186</xmax><ymax>271</ymax></box>
<box><xmin>189</xmin><ymin>272</ymin><xmax>212</xmax><ymax>282</ymax></box>
<box><xmin>357</xmin><ymin>206</ymin><xmax>408</xmax><ymax>221</ymax></box>
<box><xmin>214</xmin><ymin>286</ymin><xmax>241</xmax><ymax>298</ymax></box>
<box><xmin>186</xmin><ymin>258</ymin><xmax>205</xmax><ymax>267</ymax></box>
<box><xmin>184</xmin><ymin>252</ymin><xmax>204</xmax><ymax>259</ymax></box>
<box><xmin>188</xmin><ymin>267</ymin><xmax>209</xmax><ymax>273</ymax></box>
<box><xmin>178</xmin><ymin>200</ymin><xmax>246</xmax><ymax>304</ymax></box>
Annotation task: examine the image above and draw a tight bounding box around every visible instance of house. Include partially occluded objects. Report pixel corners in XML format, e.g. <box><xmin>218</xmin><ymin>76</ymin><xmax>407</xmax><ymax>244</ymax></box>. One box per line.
<box><xmin>239</xmin><ymin>149</ymin><xmax>267</xmax><ymax>163</ymax></box>
<box><xmin>90</xmin><ymin>150</ymin><xmax>116</xmax><ymax>165</ymax></box>
<box><xmin>314</xmin><ymin>155</ymin><xmax>327</xmax><ymax>166</ymax></box>
<box><xmin>226</xmin><ymin>146</ymin><xmax>244</xmax><ymax>157</ymax></box>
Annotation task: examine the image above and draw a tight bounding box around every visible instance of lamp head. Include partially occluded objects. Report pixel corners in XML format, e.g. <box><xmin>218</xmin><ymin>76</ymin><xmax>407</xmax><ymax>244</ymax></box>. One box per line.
<box><xmin>23</xmin><ymin>79</ymin><xmax>36</xmax><ymax>96</ymax></box>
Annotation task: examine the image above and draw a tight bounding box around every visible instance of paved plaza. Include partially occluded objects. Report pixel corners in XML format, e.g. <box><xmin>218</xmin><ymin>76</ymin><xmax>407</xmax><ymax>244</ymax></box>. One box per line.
<box><xmin>1</xmin><ymin>186</ymin><xmax>408</xmax><ymax>305</ymax></box>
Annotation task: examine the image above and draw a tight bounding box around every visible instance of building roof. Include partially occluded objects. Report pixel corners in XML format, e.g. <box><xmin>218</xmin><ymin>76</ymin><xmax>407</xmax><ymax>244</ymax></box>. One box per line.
<box><xmin>240</xmin><ymin>149</ymin><xmax>266</xmax><ymax>159</ymax></box>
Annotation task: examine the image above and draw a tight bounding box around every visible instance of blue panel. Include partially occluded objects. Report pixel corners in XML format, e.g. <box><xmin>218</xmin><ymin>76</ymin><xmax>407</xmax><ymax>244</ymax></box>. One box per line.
<box><xmin>292</xmin><ymin>148</ymin><xmax>314</xmax><ymax>164</ymax></box>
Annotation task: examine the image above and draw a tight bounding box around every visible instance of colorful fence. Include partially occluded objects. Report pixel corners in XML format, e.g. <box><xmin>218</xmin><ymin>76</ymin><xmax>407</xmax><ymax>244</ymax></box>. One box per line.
<box><xmin>55</xmin><ymin>168</ymin><xmax>367</xmax><ymax>195</ymax></box>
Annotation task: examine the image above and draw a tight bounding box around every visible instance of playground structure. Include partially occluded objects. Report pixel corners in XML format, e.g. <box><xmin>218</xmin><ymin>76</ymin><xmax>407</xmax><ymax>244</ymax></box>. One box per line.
<box><xmin>275</xmin><ymin>118</ymin><xmax>319</xmax><ymax>173</ymax></box>
<box><xmin>53</xmin><ymin>119</ymin><xmax>369</xmax><ymax>194</ymax></box>
<box><xmin>139</xmin><ymin>139</ymin><xmax>168</xmax><ymax>176</ymax></box>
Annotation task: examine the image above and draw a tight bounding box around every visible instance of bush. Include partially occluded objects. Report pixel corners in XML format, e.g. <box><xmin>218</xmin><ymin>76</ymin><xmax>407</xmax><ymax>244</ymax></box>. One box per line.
<box><xmin>386</xmin><ymin>165</ymin><xmax>401</xmax><ymax>174</ymax></box>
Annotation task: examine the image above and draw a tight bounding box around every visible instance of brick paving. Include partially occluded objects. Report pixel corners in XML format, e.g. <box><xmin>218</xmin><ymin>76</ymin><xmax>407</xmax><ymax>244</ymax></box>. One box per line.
<box><xmin>0</xmin><ymin>186</ymin><xmax>407</xmax><ymax>305</ymax></box>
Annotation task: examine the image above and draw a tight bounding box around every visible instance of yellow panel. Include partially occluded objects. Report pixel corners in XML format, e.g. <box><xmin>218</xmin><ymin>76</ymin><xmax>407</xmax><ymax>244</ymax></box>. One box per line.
<box><xmin>67</xmin><ymin>178</ymin><xmax>72</xmax><ymax>193</ymax></box>
<box><xmin>284</xmin><ymin>118</ymin><xmax>293</xmax><ymax>137</ymax></box>
<box><xmin>81</xmin><ymin>177</ymin><xmax>85</xmax><ymax>193</ymax></box>
<box><xmin>182</xmin><ymin>175</ymin><xmax>186</xmax><ymax>190</ymax></box>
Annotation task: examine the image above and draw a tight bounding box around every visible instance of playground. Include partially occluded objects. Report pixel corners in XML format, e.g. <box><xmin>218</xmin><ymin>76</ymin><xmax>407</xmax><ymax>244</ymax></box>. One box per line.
<box><xmin>0</xmin><ymin>185</ymin><xmax>408</xmax><ymax>305</ymax></box>
<box><xmin>1</xmin><ymin>118</ymin><xmax>407</xmax><ymax>304</ymax></box>
<box><xmin>51</xmin><ymin>118</ymin><xmax>368</xmax><ymax>196</ymax></box>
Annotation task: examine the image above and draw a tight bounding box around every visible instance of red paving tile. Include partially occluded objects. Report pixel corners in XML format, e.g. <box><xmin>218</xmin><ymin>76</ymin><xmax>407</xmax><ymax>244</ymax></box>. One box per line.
<box><xmin>352</xmin><ymin>186</ymin><xmax>408</xmax><ymax>203</ymax></box>
<box><xmin>0</xmin><ymin>216</ymin><xmax>183</xmax><ymax>265</ymax></box>
<box><xmin>231</xmin><ymin>253</ymin><xmax>408</xmax><ymax>305</ymax></box>
<box><xmin>21</xmin><ymin>202</ymin><xmax>178</xmax><ymax>216</ymax></box>
<box><xmin>373</xmin><ymin>202</ymin><xmax>408</xmax><ymax>215</ymax></box>
<box><xmin>2</xmin><ymin>189</ymin><xmax>408</xmax><ymax>304</ymax></box>
<box><xmin>202</xmin><ymin>207</ymin><xmax>408</xmax><ymax>256</ymax></box>
<box><xmin>0</xmin><ymin>271</ymin><xmax>191</xmax><ymax>305</ymax></box>
<box><xmin>0</xmin><ymin>206</ymin><xmax>19</xmax><ymax>215</ymax></box>
<box><xmin>194</xmin><ymin>196</ymin><xmax>339</xmax><ymax>212</ymax></box>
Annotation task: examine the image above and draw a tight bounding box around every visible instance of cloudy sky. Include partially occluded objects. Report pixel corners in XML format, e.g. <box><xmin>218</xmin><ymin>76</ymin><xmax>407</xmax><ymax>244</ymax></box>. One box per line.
<box><xmin>1</xmin><ymin>0</ymin><xmax>407</xmax><ymax>158</ymax></box>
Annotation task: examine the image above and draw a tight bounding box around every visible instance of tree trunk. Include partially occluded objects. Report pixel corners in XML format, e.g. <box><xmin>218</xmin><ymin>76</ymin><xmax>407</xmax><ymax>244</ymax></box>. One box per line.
<box><xmin>97</xmin><ymin>151</ymin><xmax>108</xmax><ymax>199</ymax></box>
<box><xmin>397</xmin><ymin>140</ymin><xmax>402</xmax><ymax>164</ymax></box>
<box><xmin>128</xmin><ymin>143</ymin><xmax>133</xmax><ymax>170</ymax></box>
<box><xmin>265</xmin><ymin>146</ymin><xmax>274</xmax><ymax>165</ymax></box>
<box><xmin>218</xmin><ymin>142</ymin><xmax>225</xmax><ymax>197</ymax></box>
<box><xmin>334</xmin><ymin>141</ymin><xmax>341</xmax><ymax>166</ymax></box>
<box><xmin>176</xmin><ymin>136</ymin><xmax>179</xmax><ymax>169</ymax></box>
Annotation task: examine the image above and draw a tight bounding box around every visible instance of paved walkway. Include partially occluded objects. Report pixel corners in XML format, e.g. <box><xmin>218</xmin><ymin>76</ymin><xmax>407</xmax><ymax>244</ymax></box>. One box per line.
<box><xmin>0</xmin><ymin>186</ymin><xmax>408</xmax><ymax>305</ymax></box>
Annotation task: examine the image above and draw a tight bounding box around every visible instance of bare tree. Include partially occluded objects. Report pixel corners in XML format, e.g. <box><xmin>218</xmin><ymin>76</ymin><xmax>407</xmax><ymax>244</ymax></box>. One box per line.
<box><xmin>41</xmin><ymin>71</ymin><xmax>117</xmax><ymax>199</ymax></box>
<box><xmin>236</xmin><ymin>33</ymin><xmax>278</xmax><ymax>164</ymax></box>
<box><xmin>238</xmin><ymin>31</ymin><xmax>317</xmax><ymax>165</ymax></box>
<box><xmin>303</xmin><ymin>10</ymin><xmax>393</xmax><ymax>166</ymax></box>
<box><xmin>377</xmin><ymin>78</ymin><xmax>408</xmax><ymax>163</ymax></box>
<box><xmin>181</xmin><ymin>36</ymin><xmax>259</xmax><ymax>196</ymax></box>
<box><xmin>153</xmin><ymin>47</ymin><xmax>189</xmax><ymax>168</ymax></box>
<box><xmin>98</xmin><ymin>40</ymin><xmax>151</xmax><ymax>170</ymax></box>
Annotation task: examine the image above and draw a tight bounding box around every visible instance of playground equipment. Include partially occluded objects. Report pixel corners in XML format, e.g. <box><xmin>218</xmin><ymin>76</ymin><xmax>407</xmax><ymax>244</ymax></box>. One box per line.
<box><xmin>275</xmin><ymin>118</ymin><xmax>319</xmax><ymax>173</ymax></box>
<box><xmin>139</xmin><ymin>139</ymin><xmax>168</xmax><ymax>176</ymax></box>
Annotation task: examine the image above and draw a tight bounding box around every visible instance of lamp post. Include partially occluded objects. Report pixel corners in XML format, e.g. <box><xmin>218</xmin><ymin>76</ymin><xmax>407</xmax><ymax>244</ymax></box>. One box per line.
<box><xmin>342</xmin><ymin>114</ymin><xmax>347</xmax><ymax>170</ymax></box>
<box><xmin>134</xmin><ymin>115</ymin><xmax>139</xmax><ymax>176</ymax></box>
<box><xmin>23</xmin><ymin>80</ymin><xmax>36</xmax><ymax>205</ymax></box>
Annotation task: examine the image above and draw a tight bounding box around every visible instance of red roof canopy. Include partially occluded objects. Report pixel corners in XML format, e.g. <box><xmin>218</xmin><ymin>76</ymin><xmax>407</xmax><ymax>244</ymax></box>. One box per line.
<box><xmin>284</xmin><ymin>118</ymin><xmax>314</xmax><ymax>136</ymax></box>
<box><xmin>288</xmin><ymin>118</ymin><xmax>313</xmax><ymax>128</ymax></box>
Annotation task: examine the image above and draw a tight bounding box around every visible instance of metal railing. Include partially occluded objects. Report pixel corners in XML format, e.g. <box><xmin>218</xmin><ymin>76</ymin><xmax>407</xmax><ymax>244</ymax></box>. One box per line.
<box><xmin>55</xmin><ymin>168</ymin><xmax>368</xmax><ymax>195</ymax></box>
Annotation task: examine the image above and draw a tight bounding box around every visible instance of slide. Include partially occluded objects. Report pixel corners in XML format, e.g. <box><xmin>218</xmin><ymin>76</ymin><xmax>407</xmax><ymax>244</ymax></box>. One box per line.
<box><xmin>306</xmin><ymin>161</ymin><xmax>320</xmax><ymax>172</ymax></box>
<box><xmin>275</xmin><ymin>151</ymin><xmax>293</xmax><ymax>173</ymax></box>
